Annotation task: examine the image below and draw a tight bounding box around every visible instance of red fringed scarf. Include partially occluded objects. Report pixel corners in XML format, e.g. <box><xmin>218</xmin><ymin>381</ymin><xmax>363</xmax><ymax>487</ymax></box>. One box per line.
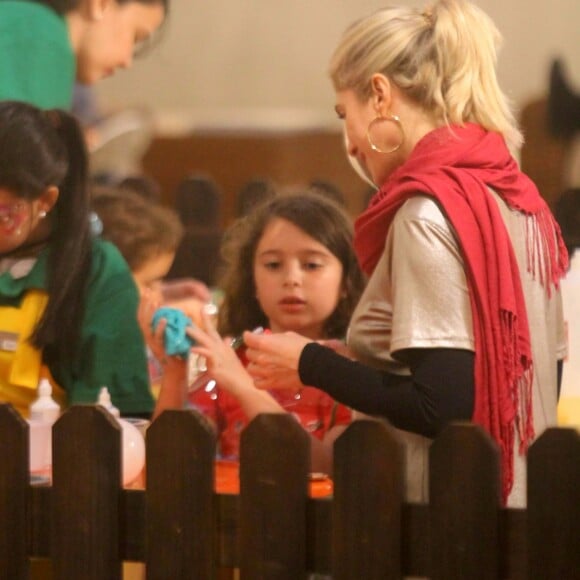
<box><xmin>354</xmin><ymin>124</ymin><xmax>568</xmax><ymax>503</ymax></box>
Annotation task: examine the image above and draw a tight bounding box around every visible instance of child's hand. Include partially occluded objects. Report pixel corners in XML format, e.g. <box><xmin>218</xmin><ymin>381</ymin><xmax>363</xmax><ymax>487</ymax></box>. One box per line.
<box><xmin>164</xmin><ymin>296</ymin><xmax>206</xmax><ymax>327</ymax></box>
<box><xmin>138</xmin><ymin>292</ymin><xmax>185</xmax><ymax>372</ymax></box>
<box><xmin>186</xmin><ymin>311</ymin><xmax>254</xmax><ymax>395</ymax></box>
<box><xmin>151</xmin><ymin>307</ymin><xmax>195</xmax><ymax>358</ymax></box>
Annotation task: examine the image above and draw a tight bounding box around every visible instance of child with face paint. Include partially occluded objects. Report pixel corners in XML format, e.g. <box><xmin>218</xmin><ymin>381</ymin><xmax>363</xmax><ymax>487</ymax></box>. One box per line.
<box><xmin>0</xmin><ymin>101</ymin><xmax>181</xmax><ymax>418</ymax></box>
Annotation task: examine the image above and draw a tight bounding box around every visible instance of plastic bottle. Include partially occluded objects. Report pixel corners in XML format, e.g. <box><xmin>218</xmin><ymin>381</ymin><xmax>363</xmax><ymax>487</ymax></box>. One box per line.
<box><xmin>30</xmin><ymin>378</ymin><xmax>61</xmax><ymax>423</ymax></box>
<box><xmin>28</xmin><ymin>379</ymin><xmax>61</xmax><ymax>474</ymax></box>
<box><xmin>97</xmin><ymin>386</ymin><xmax>121</xmax><ymax>418</ymax></box>
<box><xmin>97</xmin><ymin>387</ymin><xmax>146</xmax><ymax>486</ymax></box>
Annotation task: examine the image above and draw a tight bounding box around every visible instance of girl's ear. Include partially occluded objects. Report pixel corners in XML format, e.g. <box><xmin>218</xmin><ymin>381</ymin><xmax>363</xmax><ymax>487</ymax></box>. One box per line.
<box><xmin>38</xmin><ymin>186</ymin><xmax>60</xmax><ymax>215</ymax></box>
<box><xmin>370</xmin><ymin>73</ymin><xmax>393</xmax><ymax>116</ymax></box>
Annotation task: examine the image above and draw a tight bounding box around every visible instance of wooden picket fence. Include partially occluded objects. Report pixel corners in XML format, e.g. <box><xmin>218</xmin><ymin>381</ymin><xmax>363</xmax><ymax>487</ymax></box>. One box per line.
<box><xmin>0</xmin><ymin>403</ymin><xmax>578</xmax><ymax>579</ymax></box>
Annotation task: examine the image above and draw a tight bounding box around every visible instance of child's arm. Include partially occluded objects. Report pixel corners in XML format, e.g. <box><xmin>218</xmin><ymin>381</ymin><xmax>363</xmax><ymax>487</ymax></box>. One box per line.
<box><xmin>314</xmin><ymin>425</ymin><xmax>348</xmax><ymax>475</ymax></box>
<box><xmin>137</xmin><ymin>292</ymin><xmax>188</xmax><ymax>419</ymax></box>
<box><xmin>188</xmin><ymin>314</ymin><xmax>338</xmax><ymax>473</ymax></box>
<box><xmin>187</xmin><ymin>317</ymin><xmax>288</xmax><ymax>418</ymax></box>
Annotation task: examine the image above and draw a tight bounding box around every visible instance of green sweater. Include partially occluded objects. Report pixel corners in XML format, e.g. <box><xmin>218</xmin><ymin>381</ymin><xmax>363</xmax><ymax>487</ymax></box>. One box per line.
<box><xmin>0</xmin><ymin>1</ymin><xmax>75</xmax><ymax>109</ymax></box>
<box><xmin>0</xmin><ymin>239</ymin><xmax>154</xmax><ymax>414</ymax></box>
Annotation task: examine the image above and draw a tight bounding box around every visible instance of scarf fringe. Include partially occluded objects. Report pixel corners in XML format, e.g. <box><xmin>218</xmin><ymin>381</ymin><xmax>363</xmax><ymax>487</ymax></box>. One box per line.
<box><xmin>524</xmin><ymin>208</ymin><xmax>569</xmax><ymax>295</ymax></box>
<box><xmin>499</xmin><ymin>309</ymin><xmax>534</xmax><ymax>502</ymax></box>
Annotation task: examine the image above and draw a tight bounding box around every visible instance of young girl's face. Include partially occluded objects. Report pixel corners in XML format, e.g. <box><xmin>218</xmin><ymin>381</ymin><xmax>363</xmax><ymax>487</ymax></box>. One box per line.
<box><xmin>75</xmin><ymin>1</ymin><xmax>165</xmax><ymax>84</ymax></box>
<box><xmin>132</xmin><ymin>250</ymin><xmax>175</xmax><ymax>301</ymax></box>
<box><xmin>0</xmin><ymin>188</ymin><xmax>53</xmax><ymax>255</ymax></box>
<box><xmin>253</xmin><ymin>217</ymin><xmax>344</xmax><ymax>339</ymax></box>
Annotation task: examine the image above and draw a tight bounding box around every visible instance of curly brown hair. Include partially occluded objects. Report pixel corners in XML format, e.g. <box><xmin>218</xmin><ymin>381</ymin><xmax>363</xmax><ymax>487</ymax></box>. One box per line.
<box><xmin>91</xmin><ymin>187</ymin><xmax>183</xmax><ymax>272</ymax></box>
<box><xmin>217</xmin><ymin>191</ymin><xmax>366</xmax><ymax>338</ymax></box>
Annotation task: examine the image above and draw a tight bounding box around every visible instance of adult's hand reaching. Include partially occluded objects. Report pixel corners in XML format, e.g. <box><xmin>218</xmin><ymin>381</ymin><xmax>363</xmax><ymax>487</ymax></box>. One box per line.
<box><xmin>243</xmin><ymin>331</ymin><xmax>312</xmax><ymax>391</ymax></box>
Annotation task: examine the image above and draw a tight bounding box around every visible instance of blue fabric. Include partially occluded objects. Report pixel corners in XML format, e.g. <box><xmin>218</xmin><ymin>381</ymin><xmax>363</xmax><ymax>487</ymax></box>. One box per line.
<box><xmin>151</xmin><ymin>307</ymin><xmax>195</xmax><ymax>358</ymax></box>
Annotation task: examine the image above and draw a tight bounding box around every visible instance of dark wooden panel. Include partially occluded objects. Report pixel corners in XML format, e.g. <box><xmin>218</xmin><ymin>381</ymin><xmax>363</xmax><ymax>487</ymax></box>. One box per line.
<box><xmin>402</xmin><ymin>503</ymin><xmax>430</xmax><ymax>577</ymax></box>
<box><xmin>215</xmin><ymin>493</ymin><xmax>240</xmax><ymax>568</ymax></box>
<box><xmin>306</xmin><ymin>497</ymin><xmax>332</xmax><ymax>575</ymax></box>
<box><xmin>0</xmin><ymin>405</ymin><xmax>29</xmax><ymax>580</ymax></box>
<box><xmin>239</xmin><ymin>413</ymin><xmax>310</xmax><ymax>579</ymax></box>
<box><xmin>429</xmin><ymin>423</ymin><xmax>500</xmax><ymax>580</ymax></box>
<box><xmin>146</xmin><ymin>409</ymin><xmax>216</xmax><ymax>579</ymax></box>
<box><xmin>332</xmin><ymin>420</ymin><xmax>404</xmax><ymax>580</ymax></box>
<box><xmin>29</xmin><ymin>485</ymin><xmax>51</xmax><ymax>558</ymax></box>
<box><xmin>141</xmin><ymin>130</ymin><xmax>371</xmax><ymax>225</ymax></box>
<box><xmin>51</xmin><ymin>406</ymin><xmax>122</xmax><ymax>580</ymax></box>
<box><xmin>121</xmin><ymin>489</ymin><xmax>146</xmax><ymax>562</ymax></box>
<box><xmin>500</xmin><ymin>507</ymin><xmax>527</xmax><ymax>580</ymax></box>
<box><xmin>527</xmin><ymin>427</ymin><xmax>580</xmax><ymax>578</ymax></box>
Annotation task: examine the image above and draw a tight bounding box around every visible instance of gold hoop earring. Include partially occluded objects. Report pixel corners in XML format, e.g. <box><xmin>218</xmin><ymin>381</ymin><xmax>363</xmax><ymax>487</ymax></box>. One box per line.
<box><xmin>366</xmin><ymin>114</ymin><xmax>405</xmax><ymax>154</ymax></box>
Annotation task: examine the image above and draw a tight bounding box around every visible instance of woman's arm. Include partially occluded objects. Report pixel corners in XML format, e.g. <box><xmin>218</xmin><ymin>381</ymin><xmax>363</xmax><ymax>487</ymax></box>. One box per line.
<box><xmin>300</xmin><ymin>343</ymin><xmax>474</xmax><ymax>437</ymax></box>
<box><xmin>245</xmin><ymin>332</ymin><xmax>474</xmax><ymax>438</ymax></box>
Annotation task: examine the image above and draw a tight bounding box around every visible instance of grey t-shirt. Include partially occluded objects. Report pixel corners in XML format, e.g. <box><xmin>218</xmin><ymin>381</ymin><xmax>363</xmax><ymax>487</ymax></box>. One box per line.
<box><xmin>348</xmin><ymin>194</ymin><xmax>565</xmax><ymax>507</ymax></box>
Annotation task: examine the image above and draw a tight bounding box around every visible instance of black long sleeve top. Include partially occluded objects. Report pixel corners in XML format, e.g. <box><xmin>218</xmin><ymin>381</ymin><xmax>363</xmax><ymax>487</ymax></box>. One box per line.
<box><xmin>299</xmin><ymin>343</ymin><xmax>475</xmax><ymax>438</ymax></box>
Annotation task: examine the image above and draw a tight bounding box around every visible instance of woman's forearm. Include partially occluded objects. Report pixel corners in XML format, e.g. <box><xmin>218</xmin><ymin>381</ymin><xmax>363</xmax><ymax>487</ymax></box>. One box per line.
<box><xmin>299</xmin><ymin>343</ymin><xmax>474</xmax><ymax>438</ymax></box>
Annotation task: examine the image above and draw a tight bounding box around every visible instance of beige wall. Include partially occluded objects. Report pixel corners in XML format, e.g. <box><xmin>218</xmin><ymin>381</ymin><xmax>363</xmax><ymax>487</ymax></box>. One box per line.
<box><xmin>95</xmin><ymin>0</ymin><xmax>580</xmax><ymax>125</ymax></box>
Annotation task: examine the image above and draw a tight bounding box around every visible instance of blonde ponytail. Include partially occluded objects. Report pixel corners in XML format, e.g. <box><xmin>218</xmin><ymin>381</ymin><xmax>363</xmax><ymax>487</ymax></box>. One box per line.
<box><xmin>329</xmin><ymin>0</ymin><xmax>522</xmax><ymax>150</ymax></box>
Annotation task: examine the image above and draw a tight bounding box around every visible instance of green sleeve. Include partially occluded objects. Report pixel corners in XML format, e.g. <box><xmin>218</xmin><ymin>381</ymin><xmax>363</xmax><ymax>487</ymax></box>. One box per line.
<box><xmin>0</xmin><ymin>4</ymin><xmax>74</xmax><ymax>109</ymax></box>
<box><xmin>56</xmin><ymin>241</ymin><xmax>154</xmax><ymax>415</ymax></box>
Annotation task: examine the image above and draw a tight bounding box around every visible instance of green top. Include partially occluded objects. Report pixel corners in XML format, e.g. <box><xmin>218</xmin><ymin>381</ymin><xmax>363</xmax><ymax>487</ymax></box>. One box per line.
<box><xmin>0</xmin><ymin>239</ymin><xmax>154</xmax><ymax>414</ymax></box>
<box><xmin>0</xmin><ymin>1</ymin><xmax>75</xmax><ymax>109</ymax></box>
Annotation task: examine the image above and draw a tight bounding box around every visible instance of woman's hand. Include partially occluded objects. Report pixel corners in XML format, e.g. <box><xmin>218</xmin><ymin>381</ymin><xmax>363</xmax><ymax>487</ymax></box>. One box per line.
<box><xmin>243</xmin><ymin>331</ymin><xmax>312</xmax><ymax>391</ymax></box>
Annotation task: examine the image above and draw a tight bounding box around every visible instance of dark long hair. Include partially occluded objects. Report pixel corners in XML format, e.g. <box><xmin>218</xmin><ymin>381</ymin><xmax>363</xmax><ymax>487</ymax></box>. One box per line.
<box><xmin>0</xmin><ymin>101</ymin><xmax>92</xmax><ymax>364</ymax></box>
<box><xmin>218</xmin><ymin>191</ymin><xmax>366</xmax><ymax>338</ymax></box>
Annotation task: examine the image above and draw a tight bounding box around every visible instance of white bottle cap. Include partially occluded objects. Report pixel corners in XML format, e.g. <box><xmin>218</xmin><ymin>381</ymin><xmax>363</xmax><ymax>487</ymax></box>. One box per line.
<box><xmin>30</xmin><ymin>379</ymin><xmax>61</xmax><ymax>424</ymax></box>
<box><xmin>97</xmin><ymin>386</ymin><xmax>121</xmax><ymax>418</ymax></box>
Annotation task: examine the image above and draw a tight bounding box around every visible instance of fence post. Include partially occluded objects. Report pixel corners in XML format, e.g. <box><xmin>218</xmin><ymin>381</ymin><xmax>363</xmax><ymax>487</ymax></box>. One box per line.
<box><xmin>146</xmin><ymin>409</ymin><xmax>216</xmax><ymax>580</ymax></box>
<box><xmin>51</xmin><ymin>405</ymin><xmax>122</xmax><ymax>580</ymax></box>
<box><xmin>239</xmin><ymin>413</ymin><xmax>310</xmax><ymax>580</ymax></box>
<box><xmin>332</xmin><ymin>419</ymin><xmax>404</xmax><ymax>580</ymax></box>
<box><xmin>527</xmin><ymin>427</ymin><xmax>580</xmax><ymax>578</ymax></box>
<box><xmin>0</xmin><ymin>404</ymin><xmax>28</xmax><ymax>580</ymax></box>
<box><xmin>429</xmin><ymin>422</ymin><xmax>500</xmax><ymax>579</ymax></box>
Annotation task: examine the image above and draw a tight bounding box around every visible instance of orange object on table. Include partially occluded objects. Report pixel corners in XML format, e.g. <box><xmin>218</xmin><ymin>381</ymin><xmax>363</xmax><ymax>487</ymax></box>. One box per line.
<box><xmin>33</xmin><ymin>461</ymin><xmax>334</xmax><ymax>498</ymax></box>
<box><xmin>215</xmin><ymin>460</ymin><xmax>333</xmax><ymax>497</ymax></box>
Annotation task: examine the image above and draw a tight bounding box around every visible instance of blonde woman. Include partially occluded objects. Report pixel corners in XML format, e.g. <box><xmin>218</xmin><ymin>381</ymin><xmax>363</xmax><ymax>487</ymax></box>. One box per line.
<box><xmin>244</xmin><ymin>0</ymin><xmax>568</xmax><ymax>507</ymax></box>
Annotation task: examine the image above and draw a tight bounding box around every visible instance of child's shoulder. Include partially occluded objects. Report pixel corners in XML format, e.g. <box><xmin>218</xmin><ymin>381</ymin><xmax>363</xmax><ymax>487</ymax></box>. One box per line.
<box><xmin>87</xmin><ymin>238</ymin><xmax>136</xmax><ymax>295</ymax></box>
